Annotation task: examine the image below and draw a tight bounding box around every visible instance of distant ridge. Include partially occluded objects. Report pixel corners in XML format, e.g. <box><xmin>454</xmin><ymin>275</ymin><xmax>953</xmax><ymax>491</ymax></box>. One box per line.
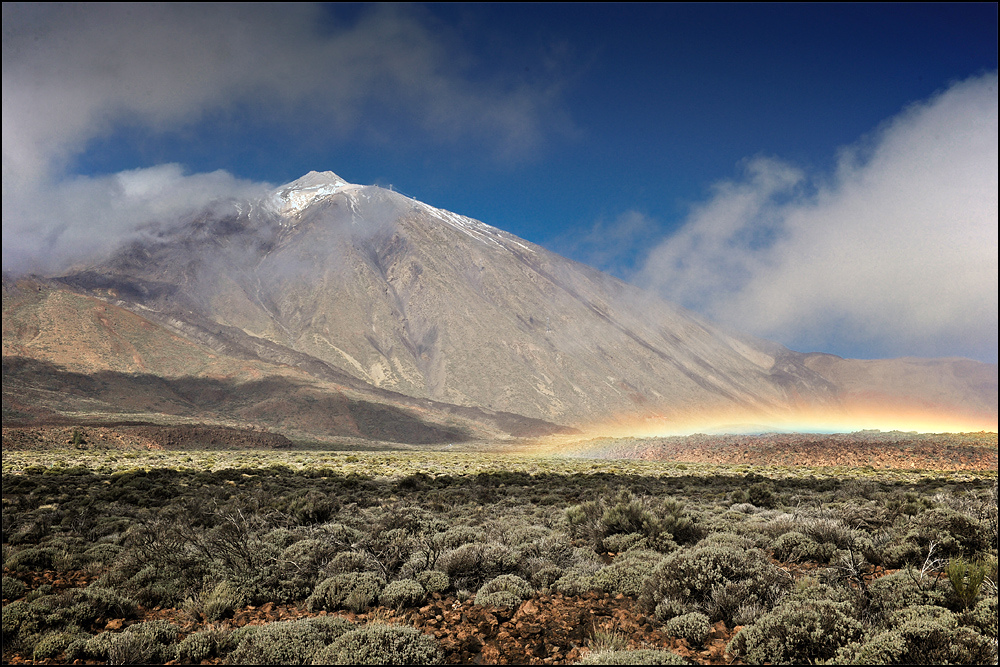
<box><xmin>3</xmin><ymin>171</ymin><xmax>995</xmax><ymax>440</ymax></box>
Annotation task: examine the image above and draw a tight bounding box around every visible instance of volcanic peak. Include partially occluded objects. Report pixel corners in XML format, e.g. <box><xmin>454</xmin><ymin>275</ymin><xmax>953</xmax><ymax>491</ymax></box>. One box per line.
<box><xmin>270</xmin><ymin>170</ymin><xmax>359</xmax><ymax>216</ymax></box>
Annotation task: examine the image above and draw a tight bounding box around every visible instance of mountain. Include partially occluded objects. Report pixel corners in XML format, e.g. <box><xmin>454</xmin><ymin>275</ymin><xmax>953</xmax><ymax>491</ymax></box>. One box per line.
<box><xmin>3</xmin><ymin>171</ymin><xmax>996</xmax><ymax>442</ymax></box>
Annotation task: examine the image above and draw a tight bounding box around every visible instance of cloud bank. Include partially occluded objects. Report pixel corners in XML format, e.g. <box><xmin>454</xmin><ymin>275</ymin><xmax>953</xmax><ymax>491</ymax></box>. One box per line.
<box><xmin>3</xmin><ymin>165</ymin><xmax>271</xmax><ymax>275</ymax></box>
<box><xmin>638</xmin><ymin>72</ymin><xmax>998</xmax><ymax>363</ymax></box>
<box><xmin>2</xmin><ymin>3</ymin><xmax>562</xmax><ymax>274</ymax></box>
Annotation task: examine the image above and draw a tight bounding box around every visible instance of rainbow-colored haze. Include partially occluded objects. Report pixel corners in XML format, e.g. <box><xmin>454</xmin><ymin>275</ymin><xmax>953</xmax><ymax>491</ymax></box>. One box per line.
<box><xmin>567</xmin><ymin>400</ymin><xmax>998</xmax><ymax>441</ymax></box>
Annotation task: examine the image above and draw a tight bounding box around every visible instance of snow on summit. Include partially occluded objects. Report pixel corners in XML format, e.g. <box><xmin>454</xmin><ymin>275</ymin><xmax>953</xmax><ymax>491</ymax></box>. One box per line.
<box><xmin>271</xmin><ymin>170</ymin><xmax>359</xmax><ymax>216</ymax></box>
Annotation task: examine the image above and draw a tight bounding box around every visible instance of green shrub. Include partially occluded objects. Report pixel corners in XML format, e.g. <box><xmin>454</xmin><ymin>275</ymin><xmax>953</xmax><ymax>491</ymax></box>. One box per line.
<box><xmin>307</xmin><ymin>572</ymin><xmax>386</xmax><ymax>613</ymax></box>
<box><xmin>187</xmin><ymin>580</ymin><xmax>246</xmax><ymax>622</ymax></box>
<box><xmin>32</xmin><ymin>631</ymin><xmax>82</xmax><ymax>660</ymax></box>
<box><xmin>63</xmin><ymin>633</ymin><xmax>93</xmax><ymax>661</ymax></box>
<box><xmin>107</xmin><ymin>631</ymin><xmax>162</xmax><ymax>665</ymax></box>
<box><xmin>577</xmin><ymin>648</ymin><xmax>688</xmax><ymax>664</ymax></box>
<box><xmin>727</xmin><ymin>599</ymin><xmax>862</xmax><ymax>664</ymax></box>
<box><xmin>2</xmin><ymin>599</ymin><xmax>45</xmax><ymax>652</ymax></box>
<box><xmin>861</xmin><ymin>570</ymin><xmax>950</xmax><ymax>623</ymax></box>
<box><xmin>416</xmin><ymin>570</ymin><xmax>449</xmax><ymax>594</ymax></box>
<box><xmin>963</xmin><ymin>595</ymin><xmax>998</xmax><ymax>639</ymax></box>
<box><xmin>116</xmin><ymin>562</ymin><xmax>192</xmax><ymax>608</ymax></box>
<box><xmin>438</xmin><ymin>525</ymin><xmax>484</xmax><ymax>550</ymax></box>
<box><xmin>322</xmin><ymin>550</ymin><xmax>378</xmax><ymax>576</ymax></box>
<box><xmin>917</xmin><ymin>508</ymin><xmax>989</xmax><ymax>557</ymax></box>
<box><xmin>228</xmin><ymin>616</ymin><xmax>354</xmax><ymax>665</ymax></box>
<box><xmin>599</xmin><ymin>492</ymin><xmax>658</xmax><ymax>537</ymax></box>
<box><xmin>475</xmin><ymin>574</ymin><xmax>534</xmax><ymax>608</ymax></box>
<box><xmin>747</xmin><ymin>481</ymin><xmax>776</xmax><ymax>509</ymax></box>
<box><xmin>640</xmin><ymin>545</ymin><xmax>791</xmax><ymax>624</ymax></box>
<box><xmin>947</xmin><ymin>557</ymin><xmax>987</xmax><ymax>609</ymax></box>
<box><xmin>880</xmin><ymin>508</ymin><xmax>989</xmax><ymax>568</ymax></box>
<box><xmin>566</xmin><ymin>491</ymin><xmax>698</xmax><ymax>553</ymax></box>
<box><xmin>311</xmin><ymin>623</ymin><xmax>442</xmax><ymax>665</ymax></box>
<box><xmin>380</xmin><ymin>579</ymin><xmax>426</xmax><ymax>609</ymax></box>
<box><xmin>525</xmin><ymin>558</ymin><xmax>564</xmax><ymax>589</ymax></box>
<box><xmin>81</xmin><ymin>631</ymin><xmax>115</xmax><ymax>661</ymax></box>
<box><xmin>835</xmin><ymin>605</ymin><xmax>997</xmax><ymax>665</ymax></box>
<box><xmin>2</xmin><ymin>575</ymin><xmax>26</xmax><ymax>600</ymax></box>
<box><xmin>654</xmin><ymin>597</ymin><xmax>698</xmax><ymax>623</ymax></box>
<box><xmin>797</xmin><ymin>517</ymin><xmax>855</xmax><ymax>551</ymax></box>
<box><xmin>602</xmin><ymin>532</ymin><xmax>646</xmax><ymax>554</ymax></box>
<box><xmin>437</xmin><ymin>541</ymin><xmax>518</xmax><ymax>590</ymax></box>
<box><xmin>99</xmin><ymin>620</ymin><xmax>181</xmax><ymax>665</ymax></box>
<box><xmin>771</xmin><ymin>531</ymin><xmax>835</xmax><ymax>563</ymax></box>
<box><xmin>593</xmin><ymin>549</ymin><xmax>663</xmax><ymax>597</ymax></box>
<box><xmin>76</xmin><ymin>585</ymin><xmax>139</xmax><ymax>622</ymax></box>
<box><xmin>176</xmin><ymin>628</ymin><xmax>233</xmax><ymax>663</ymax></box>
<box><xmin>664</xmin><ymin>611</ymin><xmax>711</xmax><ymax>647</ymax></box>
<box><xmin>4</xmin><ymin>546</ymin><xmax>60</xmax><ymax>571</ymax></box>
<box><xmin>554</xmin><ymin>565</ymin><xmax>599</xmax><ymax>596</ymax></box>
<box><xmin>278</xmin><ymin>539</ymin><xmax>339</xmax><ymax>599</ymax></box>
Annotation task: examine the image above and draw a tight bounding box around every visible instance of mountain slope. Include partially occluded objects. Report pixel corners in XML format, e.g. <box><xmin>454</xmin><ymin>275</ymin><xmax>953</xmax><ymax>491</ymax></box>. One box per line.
<box><xmin>53</xmin><ymin>172</ymin><xmax>846</xmax><ymax>422</ymax></box>
<box><xmin>1</xmin><ymin>277</ymin><xmax>566</xmax><ymax>442</ymax></box>
<box><xmin>6</xmin><ymin>170</ymin><xmax>996</xmax><ymax>435</ymax></box>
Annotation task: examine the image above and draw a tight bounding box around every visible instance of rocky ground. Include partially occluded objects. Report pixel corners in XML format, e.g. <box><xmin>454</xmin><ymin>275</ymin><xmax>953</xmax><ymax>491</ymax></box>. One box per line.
<box><xmin>570</xmin><ymin>430</ymin><xmax>998</xmax><ymax>471</ymax></box>
<box><xmin>2</xmin><ymin>557</ymin><xmax>912</xmax><ymax>665</ymax></box>
<box><xmin>3</xmin><ymin>424</ymin><xmax>993</xmax><ymax>664</ymax></box>
<box><xmin>1</xmin><ymin>423</ymin><xmax>293</xmax><ymax>452</ymax></box>
<box><xmin>3</xmin><ymin>568</ymin><xmax>741</xmax><ymax>665</ymax></box>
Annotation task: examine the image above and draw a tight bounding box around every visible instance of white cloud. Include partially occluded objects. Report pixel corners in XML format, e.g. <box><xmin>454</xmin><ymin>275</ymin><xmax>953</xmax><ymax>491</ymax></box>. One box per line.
<box><xmin>2</xmin><ymin>165</ymin><xmax>270</xmax><ymax>275</ymax></box>
<box><xmin>2</xmin><ymin>4</ymin><xmax>556</xmax><ymax>181</ymax></box>
<box><xmin>638</xmin><ymin>72</ymin><xmax>999</xmax><ymax>362</ymax></box>
<box><xmin>2</xmin><ymin>3</ymin><xmax>564</xmax><ymax>274</ymax></box>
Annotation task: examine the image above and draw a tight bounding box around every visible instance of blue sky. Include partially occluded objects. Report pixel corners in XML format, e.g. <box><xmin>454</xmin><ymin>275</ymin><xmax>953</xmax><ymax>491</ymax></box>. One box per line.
<box><xmin>3</xmin><ymin>3</ymin><xmax>997</xmax><ymax>363</ymax></box>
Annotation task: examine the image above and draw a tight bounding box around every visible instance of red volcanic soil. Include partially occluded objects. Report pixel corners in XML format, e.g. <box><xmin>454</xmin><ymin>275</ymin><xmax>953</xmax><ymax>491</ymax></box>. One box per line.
<box><xmin>575</xmin><ymin>431</ymin><xmax>998</xmax><ymax>471</ymax></box>
<box><xmin>2</xmin><ymin>571</ymin><xmax>740</xmax><ymax>666</ymax></box>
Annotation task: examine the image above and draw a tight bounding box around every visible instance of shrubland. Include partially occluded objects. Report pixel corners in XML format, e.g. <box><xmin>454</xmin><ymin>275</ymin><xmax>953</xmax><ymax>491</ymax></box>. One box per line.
<box><xmin>1</xmin><ymin>448</ymin><xmax>997</xmax><ymax>664</ymax></box>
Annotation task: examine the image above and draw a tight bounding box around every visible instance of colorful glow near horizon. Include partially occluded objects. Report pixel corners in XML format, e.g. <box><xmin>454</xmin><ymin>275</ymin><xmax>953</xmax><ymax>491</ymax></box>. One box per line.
<box><xmin>568</xmin><ymin>401</ymin><xmax>998</xmax><ymax>441</ymax></box>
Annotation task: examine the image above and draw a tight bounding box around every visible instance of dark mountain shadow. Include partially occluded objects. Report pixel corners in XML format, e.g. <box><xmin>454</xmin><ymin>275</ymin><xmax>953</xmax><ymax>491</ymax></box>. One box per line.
<box><xmin>2</xmin><ymin>357</ymin><xmax>471</xmax><ymax>445</ymax></box>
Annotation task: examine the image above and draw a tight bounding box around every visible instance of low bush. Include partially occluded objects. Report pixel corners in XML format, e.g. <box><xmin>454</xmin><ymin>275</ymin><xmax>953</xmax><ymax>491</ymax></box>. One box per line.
<box><xmin>437</xmin><ymin>541</ymin><xmax>519</xmax><ymax>591</ymax></box>
<box><xmin>475</xmin><ymin>574</ymin><xmax>534</xmax><ymax>608</ymax></box>
<box><xmin>963</xmin><ymin>595</ymin><xmax>997</xmax><ymax>639</ymax></box>
<box><xmin>175</xmin><ymin>628</ymin><xmax>233</xmax><ymax>663</ymax></box>
<box><xmin>860</xmin><ymin>569</ymin><xmax>951</xmax><ymax>623</ymax></box>
<box><xmin>2</xmin><ymin>575</ymin><xmax>26</xmax><ymax>600</ymax></box>
<box><xmin>416</xmin><ymin>570</ymin><xmax>449</xmax><ymax>594</ymax></box>
<box><xmin>771</xmin><ymin>531</ymin><xmax>835</xmax><ymax>563</ymax></box>
<box><xmin>32</xmin><ymin>631</ymin><xmax>84</xmax><ymax>661</ymax></box>
<box><xmin>727</xmin><ymin>599</ymin><xmax>863</xmax><ymax>664</ymax></box>
<box><xmin>306</xmin><ymin>572</ymin><xmax>386</xmax><ymax>613</ymax></box>
<box><xmin>311</xmin><ymin>623</ymin><xmax>443</xmax><ymax>665</ymax></box>
<box><xmin>278</xmin><ymin>539</ymin><xmax>339</xmax><ymax>599</ymax></box>
<box><xmin>185</xmin><ymin>580</ymin><xmax>246</xmax><ymax>622</ymax></box>
<box><xmin>322</xmin><ymin>550</ymin><xmax>378</xmax><ymax>577</ymax></box>
<box><xmin>601</xmin><ymin>532</ymin><xmax>645</xmax><ymax>554</ymax></box>
<box><xmin>640</xmin><ymin>545</ymin><xmax>791</xmax><ymax>624</ymax></box>
<box><xmin>81</xmin><ymin>620</ymin><xmax>181</xmax><ymax>665</ymax></box>
<box><xmin>653</xmin><ymin>596</ymin><xmax>699</xmax><ymax>623</ymax></box>
<box><xmin>577</xmin><ymin>648</ymin><xmax>688</xmax><ymax>664</ymax></box>
<box><xmin>664</xmin><ymin>611</ymin><xmax>711</xmax><ymax>647</ymax></box>
<box><xmin>228</xmin><ymin>616</ymin><xmax>354</xmax><ymax>665</ymax></box>
<box><xmin>4</xmin><ymin>546</ymin><xmax>60</xmax><ymax>571</ymax></box>
<box><xmin>566</xmin><ymin>491</ymin><xmax>698</xmax><ymax>554</ymax></box>
<box><xmin>553</xmin><ymin>564</ymin><xmax>599</xmax><ymax>596</ymax></box>
<box><xmin>380</xmin><ymin>579</ymin><xmax>426</xmax><ymax>609</ymax></box>
<box><xmin>835</xmin><ymin>605</ymin><xmax>997</xmax><ymax>665</ymax></box>
<box><xmin>593</xmin><ymin>549</ymin><xmax>663</xmax><ymax>597</ymax></box>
